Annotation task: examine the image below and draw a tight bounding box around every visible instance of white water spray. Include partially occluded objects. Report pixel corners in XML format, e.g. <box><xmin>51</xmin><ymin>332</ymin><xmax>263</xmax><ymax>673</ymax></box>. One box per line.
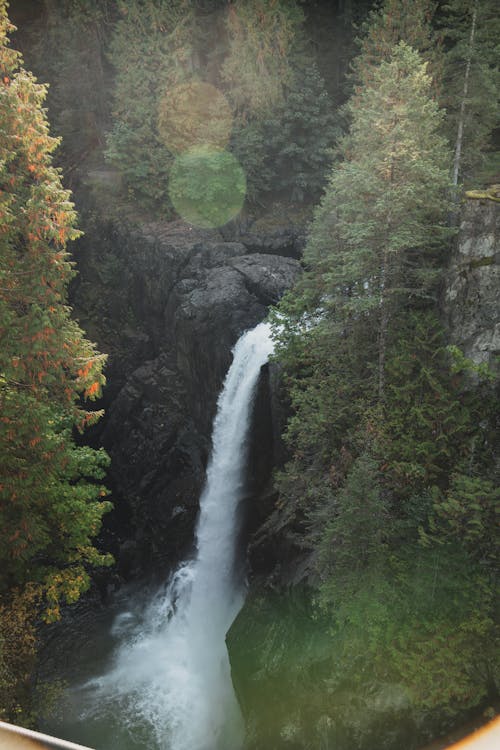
<box><xmin>79</xmin><ymin>321</ymin><xmax>274</xmax><ymax>750</ymax></box>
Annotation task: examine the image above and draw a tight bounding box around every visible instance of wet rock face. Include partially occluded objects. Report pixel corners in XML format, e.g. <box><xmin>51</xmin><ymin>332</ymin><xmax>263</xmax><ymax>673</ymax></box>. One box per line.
<box><xmin>444</xmin><ymin>199</ymin><xmax>500</xmax><ymax>373</ymax></box>
<box><xmin>243</xmin><ymin>361</ymin><xmax>302</xmax><ymax>582</ymax></box>
<box><xmin>73</xmin><ymin>218</ymin><xmax>301</xmax><ymax>576</ymax></box>
<box><xmin>173</xmin><ymin>248</ymin><xmax>299</xmax><ymax>433</ymax></box>
<box><xmin>99</xmin><ymin>355</ymin><xmax>208</xmax><ymax>575</ymax></box>
<box><xmin>221</xmin><ymin>213</ymin><xmax>306</xmax><ymax>259</ymax></box>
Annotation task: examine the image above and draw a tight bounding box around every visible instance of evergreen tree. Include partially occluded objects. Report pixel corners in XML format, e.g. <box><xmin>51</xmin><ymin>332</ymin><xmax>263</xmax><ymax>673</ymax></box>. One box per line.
<box><xmin>423</xmin><ymin>473</ymin><xmax>500</xmax><ymax>564</ymax></box>
<box><xmin>262</xmin><ymin>63</ymin><xmax>338</xmax><ymax>202</ymax></box>
<box><xmin>27</xmin><ymin>0</ymin><xmax>115</xmax><ymax>175</ymax></box>
<box><xmin>221</xmin><ymin>0</ymin><xmax>304</xmax><ymax>118</ymax></box>
<box><xmin>438</xmin><ymin>0</ymin><xmax>500</xmax><ymax>187</ymax></box>
<box><xmin>268</xmin><ymin>299</ymin><xmax>376</xmax><ymax>559</ymax></box>
<box><xmin>381</xmin><ymin>314</ymin><xmax>478</xmax><ymax>498</ymax></box>
<box><xmin>305</xmin><ymin>42</ymin><xmax>450</xmax><ymax>399</ymax></box>
<box><xmin>317</xmin><ymin>453</ymin><xmax>388</xmax><ymax>579</ymax></box>
<box><xmin>106</xmin><ymin>0</ymin><xmax>195</xmax><ymax>210</ymax></box>
<box><xmin>232</xmin><ymin>62</ymin><xmax>338</xmax><ymax>204</ymax></box>
<box><xmin>223</xmin><ymin>0</ymin><xmax>316</xmax><ymax>205</ymax></box>
<box><xmin>352</xmin><ymin>0</ymin><xmax>440</xmax><ymax>86</ymax></box>
<box><xmin>229</xmin><ymin>118</ymin><xmax>272</xmax><ymax>203</ymax></box>
<box><xmin>0</xmin><ymin>2</ymin><xmax>111</xmax><ymax>618</ymax></box>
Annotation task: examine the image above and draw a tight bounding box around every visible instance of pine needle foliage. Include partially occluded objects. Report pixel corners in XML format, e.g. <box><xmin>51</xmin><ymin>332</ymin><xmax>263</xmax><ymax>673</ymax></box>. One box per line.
<box><xmin>352</xmin><ymin>0</ymin><xmax>441</xmax><ymax>84</ymax></box>
<box><xmin>221</xmin><ymin>0</ymin><xmax>304</xmax><ymax>118</ymax></box>
<box><xmin>270</xmin><ymin>19</ymin><xmax>498</xmax><ymax>722</ymax></box>
<box><xmin>106</xmin><ymin>0</ymin><xmax>195</xmax><ymax>210</ymax></box>
<box><xmin>438</xmin><ymin>0</ymin><xmax>500</xmax><ymax>185</ymax></box>
<box><xmin>0</xmin><ymin>3</ymin><xmax>112</xmax><ymax>619</ymax></box>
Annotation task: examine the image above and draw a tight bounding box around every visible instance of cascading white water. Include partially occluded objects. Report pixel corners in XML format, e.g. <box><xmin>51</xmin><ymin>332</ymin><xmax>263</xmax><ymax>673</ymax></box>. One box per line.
<box><xmin>78</xmin><ymin>321</ymin><xmax>274</xmax><ymax>750</ymax></box>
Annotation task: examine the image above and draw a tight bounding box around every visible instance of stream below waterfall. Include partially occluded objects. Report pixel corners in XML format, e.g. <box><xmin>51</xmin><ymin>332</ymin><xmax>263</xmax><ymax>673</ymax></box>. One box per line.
<box><xmin>41</xmin><ymin>322</ymin><xmax>274</xmax><ymax>750</ymax></box>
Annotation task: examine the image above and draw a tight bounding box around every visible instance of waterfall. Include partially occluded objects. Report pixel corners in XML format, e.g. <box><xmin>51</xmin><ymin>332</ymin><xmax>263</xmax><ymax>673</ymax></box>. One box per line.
<box><xmin>78</xmin><ymin>321</ymin><xmax>273</xmax><ymax>750</ymax></box>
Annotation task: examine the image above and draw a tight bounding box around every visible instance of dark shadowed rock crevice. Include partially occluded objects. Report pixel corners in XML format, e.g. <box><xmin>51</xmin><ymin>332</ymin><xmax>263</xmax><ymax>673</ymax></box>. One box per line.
<box><xmin>242</xmin><ymin>360</ymin><xmax>308</xmax><ymax>585</ymax></box>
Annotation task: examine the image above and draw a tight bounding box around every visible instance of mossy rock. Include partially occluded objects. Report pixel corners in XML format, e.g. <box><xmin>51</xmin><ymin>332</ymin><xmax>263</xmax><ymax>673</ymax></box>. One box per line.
<box><xmin>465</xmin><ymin>184</ymin><xmax>500</xmax><ymax>203</ymax></box>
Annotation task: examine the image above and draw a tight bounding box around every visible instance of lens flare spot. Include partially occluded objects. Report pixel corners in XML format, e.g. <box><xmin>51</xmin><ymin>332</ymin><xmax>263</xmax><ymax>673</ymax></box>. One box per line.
<box><xmin>169</xmin><ymin>147</ymin><xmax>246</xmax><ymax>229</ymax></box>
<box><xmin>158</xmin><ymin>81</ymin><xmax>233</xmax><ymax>155</ymax></box>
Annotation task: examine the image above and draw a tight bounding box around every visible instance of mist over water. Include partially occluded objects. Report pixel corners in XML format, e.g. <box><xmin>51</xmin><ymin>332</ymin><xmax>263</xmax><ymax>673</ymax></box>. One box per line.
<box><xmin>63</xmin><ymin>322</ymin><xmax>273</xmax><ymax>750</ymax></box>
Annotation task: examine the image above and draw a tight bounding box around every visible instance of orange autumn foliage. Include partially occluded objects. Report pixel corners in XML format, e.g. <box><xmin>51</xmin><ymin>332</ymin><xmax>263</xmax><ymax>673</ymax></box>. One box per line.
<box><xmin>0</xmin><ymin>0</ymin><xmax>112</xmax><ymax>652</ymax></box>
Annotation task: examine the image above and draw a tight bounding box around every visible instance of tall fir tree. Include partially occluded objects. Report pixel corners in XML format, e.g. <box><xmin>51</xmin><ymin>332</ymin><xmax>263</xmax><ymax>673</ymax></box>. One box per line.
<box><xmin>261</xmin><ymin>62</ymin><xmax>338</xmax><ymax>202</ymax></box>
<box><xmin>105</xmin><ymin>0</ymin><xmax>195</xmax><ymax>210</ymax></box>
<box><xmin>352</xmin><ymin>0</ymin><xmax>440</xmax><ymax>87</ymax></box>
<box><xmin>0</xmin><ymin>1</ymin><xmax>111</xmax><ymax>618</ymax></box>
<box><xmin>269</xmin><ymin>41</ymin><xmax>452</xmax><ymax>584</ymax></box>
<box><xmin>438</xmin><ymin>0</ymin><xmax>500</xmax><ymax>187</ymax></box>
<box><xmin>304</xmin><ymin>41</ymin><xmax>450</xmax><ymax>399</ymax></box>
<box><xmin>221</xmin><ymin>0</ymin><xmax>304</xmax><ymax>118</ymax></box>
<box><xmin>231</xmin><ymin>61</ymin><xmax>338</xmax><ymax>204</ymax></box>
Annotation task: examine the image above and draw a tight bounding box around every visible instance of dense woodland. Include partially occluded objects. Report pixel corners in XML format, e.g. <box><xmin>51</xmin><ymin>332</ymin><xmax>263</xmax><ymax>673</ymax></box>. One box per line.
<box><xmin>0</xmin><ymin>0</ymin><xmax>499</xmax><ymax>747</ymax></box>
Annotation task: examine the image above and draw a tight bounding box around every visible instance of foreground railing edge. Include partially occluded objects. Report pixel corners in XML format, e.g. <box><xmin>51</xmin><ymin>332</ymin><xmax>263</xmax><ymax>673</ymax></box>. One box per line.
<box><xmin>0</xmin><ymin>715</ymin><xmax>498</xmax><ymax>749</ymax></box>
<box><xmin>445</xmin><ymin>716</ymin><xmax>500</xmax><ymax>749</ymax></box>
<box><xmin>0</xmin><ymin>720</ymin><xmax>94</xmax><ymax>749</ymax></box>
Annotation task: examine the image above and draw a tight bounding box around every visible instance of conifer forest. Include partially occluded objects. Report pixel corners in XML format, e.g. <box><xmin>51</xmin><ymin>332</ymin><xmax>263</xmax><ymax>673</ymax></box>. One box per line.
<box><xmin>0</xmin><ymin>1</ymin><xmax>499</xmax><ymax>749</ymax></box>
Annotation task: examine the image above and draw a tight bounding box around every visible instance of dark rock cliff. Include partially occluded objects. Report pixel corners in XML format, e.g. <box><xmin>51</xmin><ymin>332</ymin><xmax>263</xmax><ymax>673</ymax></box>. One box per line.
<box><xmin>71</xmin><ymin>214</ymin><xmax>302</xmax><ymax>579</ymax></box>
<box><xmin>443</xmin><ymin>197</ymin><xmax>500</xmax><ymax>374</ymax></box>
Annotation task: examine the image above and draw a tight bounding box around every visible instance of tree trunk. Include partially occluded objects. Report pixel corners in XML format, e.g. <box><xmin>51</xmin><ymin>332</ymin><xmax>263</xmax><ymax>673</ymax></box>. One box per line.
<box><xmin>378</xmin><ymin>246</ymin><xmax>389</xmax><ymax>402</ymax></box>
<box><xmin>378</xmin><ymin>308</ymin><xmax>389</xmax><ymax>402</ymax></box>
<box><xmin>451</xmin><ymin>0</ymin><xmax>478</xmax><ymax>189</ymax></box>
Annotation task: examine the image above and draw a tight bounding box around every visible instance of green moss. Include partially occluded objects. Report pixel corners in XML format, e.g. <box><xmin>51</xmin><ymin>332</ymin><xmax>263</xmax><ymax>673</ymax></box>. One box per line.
<box><xmin>465</xmin><ymin>186</ymin><xmax>500</xmax><ymax>203</ymax></box>
<box><xmin>469</xmin><ymin>256</ymin><xmax>496</xmax><ymax>269</ymax></box>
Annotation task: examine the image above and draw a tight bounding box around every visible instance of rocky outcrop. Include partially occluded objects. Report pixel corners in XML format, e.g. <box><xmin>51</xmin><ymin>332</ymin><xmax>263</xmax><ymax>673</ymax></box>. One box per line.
<box><xmin>243</xmin><ymin>361</ymin><xmax>304</xmax><ymax>583</ymax></box>
<box><xmin>72</xmin><ymin>216</ymin><xmax>301</xmax><ymax>576</ymax></box>
<box><xmin>221</xmin><ymin>214</ymin><xmax>306</xmax><ymax>259</ymax></box>
<box><xmin>170</xmin><ymin>244</ymin><xmax>299</xmax><ymax>433</ymax></box>
<box><xmin>444</xmin><ymin>198</ymin><xmax>500</xmax><ymax>373</ymax></box>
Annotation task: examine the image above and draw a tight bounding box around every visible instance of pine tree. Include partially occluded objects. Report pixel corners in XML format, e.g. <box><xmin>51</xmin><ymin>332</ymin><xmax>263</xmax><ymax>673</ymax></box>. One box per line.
<box><xmin>220</xmin><ymin>0</ymin><xmax>307</xmax><ymax>206</ymax></box>
<box><xmin>232</xmin><ymin>61</ymin><xmax>338</xmax><ymax>204</ymax></box>
<box><xmin>382</xmin><ymin>313</ymin><xmax>476</xmax><ymax>497</ymax></box>
<box><xmin>270</xmin><ymin>42</ymin><xmax>451</xmax><ymax>567</ymax></box>
<box><xmin>318</xmin><ymin>453</ymin><xmax>388</xmax><ymax>579</ymax></box>
<box><xmin>263</xmin><ymin>62</ymin><xmax>338</xmax><ymax>202</ymax></box>
<box><xmin>352</xmin><ymin>0</ymin><xmax>441</xmax><ymax>87</ymax></box>
<box><xmin>305</xmin><ymin>42</ymin><xmax>450</xmax><ymax>399</ymax></box>
<box><xmin>0</xmin><ymin>2</ymin><xmax>111</xmax><ymax>619</ymax></box>
<box><xmin>438</xmin><ymin>0</ymin><xmax>500</xmax><ymax>187</ymax></box>
<box><xmin>221</xmin><ymin>0</ymin><xmax>304</xmax><ymax>118</ymax></box>
<box><xmin>423</xmin><ymin>473</ymin><xmax>500</xmax><ymax>563</ymax></box>
<box><xmin>106</xmin><ymin>0</ymin><xmax>195</xmax><ymax>210</ymax></box>
<box><xmin>27</xmin><ymin>0</ymin><xmax>114</xmax><ymax>174</ymax></box>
